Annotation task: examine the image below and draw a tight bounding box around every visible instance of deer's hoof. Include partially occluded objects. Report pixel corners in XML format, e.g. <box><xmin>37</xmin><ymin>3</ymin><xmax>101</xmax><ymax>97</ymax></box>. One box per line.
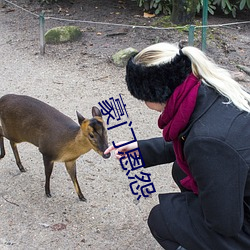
<box><xmin>46</xmin><ymin>193</ymin><xmax>52</xmax><ymax>198</ymax></box>
<box><xmin>79</xmin><ymin>196</ymin><xmax>87</xmax><ymax>202</ymax></box>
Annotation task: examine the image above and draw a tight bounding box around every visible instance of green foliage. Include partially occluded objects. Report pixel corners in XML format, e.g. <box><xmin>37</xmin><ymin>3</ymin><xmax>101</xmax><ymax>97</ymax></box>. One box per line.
<box><xmin>135</xmin><ymin>0</ymin><xmax>250</xmax><ymax>18</ymax></box>
<box><xmin>38</xmin><ymin>0</ymin><xmax>58</xmax><ymax>4</ymax></box>
<box><xmin>136</xmin><ymin>0</ymin><xmax>172</xmax><ymax>15</ymax></box>
<box><xmin>213</xmin><ymin>0</ymin><xmax>237</xmax><ymax>17</ymax></box>
<box><xmin>197</xmin><ymin>0</ymin><xmax>216</xmax><ymax>15</ymax></box>
<box><xmin>239</xmin><ymin>0</ymin><xmax>250</xmax><ymax>9</ymax></box>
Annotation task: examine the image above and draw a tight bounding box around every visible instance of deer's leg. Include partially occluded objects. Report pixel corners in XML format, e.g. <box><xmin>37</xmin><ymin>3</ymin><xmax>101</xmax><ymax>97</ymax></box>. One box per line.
<box><xmin>65</xmin><ymin>161</ymin><xmax>86</xmax><ymax>202</ymax></box>
<box><xmin>10</xmin><ymin>141</ymin><xmax>25</xmax><ymax>172</ymax></box>
<box><xmin>0</xmin><ymin>127</ymin><xmax>5</xmax><ymax>159</ymax></box>
<box><xmin>43</xmin><ymin>155</ymin><xmax>54</xmax><ymax>198</ymax></box>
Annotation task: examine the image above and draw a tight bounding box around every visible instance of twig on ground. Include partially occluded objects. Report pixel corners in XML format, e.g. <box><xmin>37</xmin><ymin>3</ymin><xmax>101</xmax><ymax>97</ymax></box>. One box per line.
<box><xmin>2</xmin><ymin>196</ymin><xmax>20</xmax><ymax>206</ymax></box>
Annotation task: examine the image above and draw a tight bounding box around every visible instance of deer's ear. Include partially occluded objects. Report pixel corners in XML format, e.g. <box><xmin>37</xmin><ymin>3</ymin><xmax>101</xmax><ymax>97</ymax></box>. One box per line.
<box><xmin>92</xmin><ymin>106</ymin><xmax>102</xmax><ymax>118</ymax></box>
<box><xmin>76</xmin><ymin>111</ymin><xmax>85</xmax><ymax>125</ymax></box>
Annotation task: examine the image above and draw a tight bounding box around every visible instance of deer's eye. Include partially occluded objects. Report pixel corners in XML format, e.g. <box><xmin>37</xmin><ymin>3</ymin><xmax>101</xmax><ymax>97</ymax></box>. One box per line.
<box><xmin>89</xmin><ymin>133</ymin><xmax>94</xmax><ymax>139</ymax></box>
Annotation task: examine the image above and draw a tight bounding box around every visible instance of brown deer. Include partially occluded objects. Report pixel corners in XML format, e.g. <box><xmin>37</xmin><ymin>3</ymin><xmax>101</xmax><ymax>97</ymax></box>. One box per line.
<box><xmin>0</xmin><ymin>94</ymin><xmax>110</xmax><ymax>201</ymax></box>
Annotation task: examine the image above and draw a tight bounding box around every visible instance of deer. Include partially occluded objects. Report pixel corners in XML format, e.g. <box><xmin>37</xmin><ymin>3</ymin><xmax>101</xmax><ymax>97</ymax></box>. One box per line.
<box><xmin>0</xmin><ymin>94</ymin><xmax>110</xmax><ymax>201</ymax></box>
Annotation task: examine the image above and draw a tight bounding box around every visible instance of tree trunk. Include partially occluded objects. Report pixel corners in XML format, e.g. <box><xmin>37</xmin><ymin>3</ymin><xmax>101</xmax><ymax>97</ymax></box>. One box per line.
<box><xmin>171</xmin><ymin>0</ymin><xmax>198</xmax><ymax>25</ymax></box>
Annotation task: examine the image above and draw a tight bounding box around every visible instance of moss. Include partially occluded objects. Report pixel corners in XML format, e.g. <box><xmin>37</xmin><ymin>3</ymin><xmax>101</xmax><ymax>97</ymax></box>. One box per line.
<box><xmin>45</xmin><ymin>26</ymin><xmax>82</xmax><ymax>44</ymax></box>
<box><xmin>112</xmin><ymin>48</ymin><xmax>138</xmax><ymax>67</ymax></box>
<box><xmin>152</xmin><ymin>16</ymin><xmax>172</xmax><ymax>27</ymax></box>
<box><xmin>152</xmin><ymin>16</ymin><xmax>198</xmax><ymax>32</ymax></box>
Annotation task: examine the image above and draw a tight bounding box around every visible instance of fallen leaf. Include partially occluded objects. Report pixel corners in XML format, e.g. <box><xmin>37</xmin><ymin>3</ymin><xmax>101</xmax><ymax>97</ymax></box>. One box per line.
<box><xmin>51</xmin><ymin>223</ymin><xmax>67</xmax><ymax>231</ymax></box>
<box><xmin>143</xmin><ymin>12</ymin><xmax>155</xmax><ymax>18</ymax></box>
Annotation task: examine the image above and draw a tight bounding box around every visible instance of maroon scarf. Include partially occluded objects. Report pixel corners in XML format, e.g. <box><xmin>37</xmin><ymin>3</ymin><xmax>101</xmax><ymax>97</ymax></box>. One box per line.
<box><xmin>158</xmin><ymin>73</ymin><xmax>201</xmax><ymax>194</ymax></box>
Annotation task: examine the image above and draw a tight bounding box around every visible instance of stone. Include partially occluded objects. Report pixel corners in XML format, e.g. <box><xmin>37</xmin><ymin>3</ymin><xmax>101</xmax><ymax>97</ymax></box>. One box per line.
<box><xmin>44</xmin><ymin>26</ymin><xmax>82</xmax><ymax>44</ymax></box>
<box><xmin>112</xmin><ymin>47</ymin><xmax>138</xmax><ymax>67</ymax></box>
<box><xmin>231</xmin><ymin>71</ymin><xmax>247</xmax><ymax>82</ymax></box>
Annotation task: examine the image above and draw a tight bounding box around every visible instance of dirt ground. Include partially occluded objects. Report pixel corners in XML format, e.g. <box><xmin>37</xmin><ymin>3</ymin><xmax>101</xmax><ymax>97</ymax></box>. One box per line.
<box><xmin>0</xmin><ymin>0</ymin><xmax>249</xmax><ymax>249</ymax></box>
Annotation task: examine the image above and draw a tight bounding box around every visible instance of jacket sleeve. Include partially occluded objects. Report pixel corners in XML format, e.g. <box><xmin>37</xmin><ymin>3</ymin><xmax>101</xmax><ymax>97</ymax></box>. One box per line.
<box><xmin>185</xmin><ymin>136</ymin><xmax>248</xmax><ymax>237</ymax></box>
<box><xmin>138</xmin><ymin>137</ymin><xmax>176</xmax><ymax>168</ymax></box>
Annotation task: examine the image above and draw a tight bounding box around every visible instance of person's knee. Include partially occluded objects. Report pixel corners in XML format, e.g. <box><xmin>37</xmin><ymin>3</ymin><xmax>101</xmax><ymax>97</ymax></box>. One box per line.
<box><xmin>148</xmin><ymin>204</ymin><xmax>161</xmax><ymax>233</ymax></box>
<box><xmin>148</xmin><ymin>204</ymin><xmax>167</xmax><ymax>240</ymax></box>
<box><xmin>148</xmin><ymin>204</ymin><xmax>180</xmax><ymax>250</ymax></box>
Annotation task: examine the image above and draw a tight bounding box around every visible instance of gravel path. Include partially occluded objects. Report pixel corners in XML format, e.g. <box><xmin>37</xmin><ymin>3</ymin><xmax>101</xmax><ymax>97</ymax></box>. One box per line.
<box><xmin>0</xmin><ymin>4</ymin><xmax>175</xmax><ymax>250</ymax></box>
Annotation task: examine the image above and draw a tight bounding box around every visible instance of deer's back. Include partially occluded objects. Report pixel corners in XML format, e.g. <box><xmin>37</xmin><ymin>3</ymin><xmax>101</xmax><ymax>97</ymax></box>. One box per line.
<box><xmin>0</xmin><ymin>94</ymin><xmax>79</xmax><ymax>147</ymax></box>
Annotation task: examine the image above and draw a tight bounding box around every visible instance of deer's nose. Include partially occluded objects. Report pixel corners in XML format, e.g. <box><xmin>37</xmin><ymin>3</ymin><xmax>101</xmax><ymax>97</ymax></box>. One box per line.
<box><xmin>103</xmin><ymin>152</ymin><xmax>111</xmax><ymax>159</ymax></box>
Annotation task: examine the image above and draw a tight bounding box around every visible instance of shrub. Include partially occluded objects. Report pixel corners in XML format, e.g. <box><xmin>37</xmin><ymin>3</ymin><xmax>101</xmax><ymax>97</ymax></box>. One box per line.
<box><xmin>136</xmin><ymin>0</ymin><xmax>250</xmax><ymax>17</ymax></box>
<box><xmin>38</xmin><ymin>0</ymin><xmax>58</xmax><ymax>4</ymax></box>
<box><xmin>136</xmin><ymin>0</ymin><xmax>172</xmax><ymax>15</ymax></box>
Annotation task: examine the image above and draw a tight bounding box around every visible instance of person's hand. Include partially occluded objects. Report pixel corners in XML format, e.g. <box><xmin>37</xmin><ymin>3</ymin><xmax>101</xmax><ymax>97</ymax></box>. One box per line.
<box><xmin>104</xmin><ymin>141</ymin><xmax>138</xmax><ymax>159</ymax></box>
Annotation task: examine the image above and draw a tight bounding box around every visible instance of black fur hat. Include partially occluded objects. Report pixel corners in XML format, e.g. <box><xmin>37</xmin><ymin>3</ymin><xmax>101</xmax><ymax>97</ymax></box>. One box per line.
<box><xmin>125</xmin><ymin>52</ymin><xmax>192</xmax><ymax>103</ymax></box>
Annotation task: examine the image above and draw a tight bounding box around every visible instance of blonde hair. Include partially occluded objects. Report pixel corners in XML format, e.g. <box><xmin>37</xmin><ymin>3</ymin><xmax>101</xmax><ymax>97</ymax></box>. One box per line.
<box><xmin>134</xmin><ymin>42</ymin><xmax>250</xmax><ymax>113</ymax></box>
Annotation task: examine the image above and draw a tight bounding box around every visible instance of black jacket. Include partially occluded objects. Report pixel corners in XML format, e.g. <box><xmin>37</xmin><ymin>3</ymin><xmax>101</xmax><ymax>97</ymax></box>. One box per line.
<box><xmin>138</xmin><ymin>84</ymin><xmax>250</xmax><ymax>249</ymax></box>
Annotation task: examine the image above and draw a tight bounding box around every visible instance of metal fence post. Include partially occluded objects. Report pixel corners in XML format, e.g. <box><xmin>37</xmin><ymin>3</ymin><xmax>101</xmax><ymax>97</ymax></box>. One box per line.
<box><xmin>202</xmin><ymin>0</ymin><xmax>208</xmax><ymax>51</ymax></box>
<box><xmin>39</xmin><ymin>11</ymin><xmax>45</xmax><ymax>55</ymax></box>
<box><xmin>188</xmin><ymin>25</ymin><xmax>195</xmax><ymax>46</ymax></box>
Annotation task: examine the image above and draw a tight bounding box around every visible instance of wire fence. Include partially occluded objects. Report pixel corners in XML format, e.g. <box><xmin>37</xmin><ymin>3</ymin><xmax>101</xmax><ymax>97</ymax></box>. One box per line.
<box><xmin>3</xmin><ymin>0</ymin><xmax>250</xmax><ymax>55</ymax></box>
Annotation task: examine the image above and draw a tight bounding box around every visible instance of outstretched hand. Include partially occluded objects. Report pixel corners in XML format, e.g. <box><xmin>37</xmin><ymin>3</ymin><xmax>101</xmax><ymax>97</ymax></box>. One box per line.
<box><xmin>104</xmin><ymin>141</ymin><xmax>138</xmax><ymax>159</ymax></box>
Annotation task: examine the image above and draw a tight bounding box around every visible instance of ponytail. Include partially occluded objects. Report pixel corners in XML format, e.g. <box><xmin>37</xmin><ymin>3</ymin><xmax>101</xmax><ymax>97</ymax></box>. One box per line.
<box><xmin>133</xmin><ymin>42</ymin><xmax>250</xmax><ymax>112</ymax></box>
<box><xmin>182</xmin><ymin>46</ymin><xmax>250</xmax><ymax>112</ymax></box>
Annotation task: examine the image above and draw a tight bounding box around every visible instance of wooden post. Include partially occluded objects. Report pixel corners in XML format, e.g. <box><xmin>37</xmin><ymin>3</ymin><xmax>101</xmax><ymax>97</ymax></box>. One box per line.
<box><xmin>39</xmin><ymin>11</ymin><xmax>45</xmax><ymax>55</ymax></box>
